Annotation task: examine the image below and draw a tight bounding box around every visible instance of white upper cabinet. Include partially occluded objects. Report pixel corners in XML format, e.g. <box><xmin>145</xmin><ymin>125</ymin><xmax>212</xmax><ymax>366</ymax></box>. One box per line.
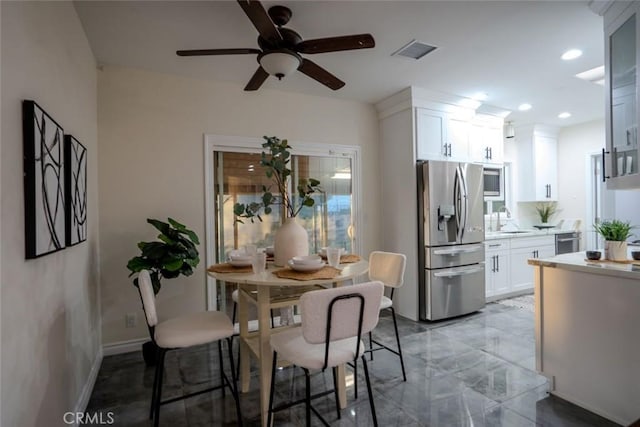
<box><xmin>416</xmin><ymin>108</ymin><xmax>471</xmax><ymax>161</ymax></box>
<box><xmin>605</xmin><ymin>1</ymin><xmax>640</xmax><ymax>189</ymax></box>
<box><xmin>515</xmin><ymin>125</ymin><xmax>558</xmax><ymax>202</ymax></box>
<box><xmin>416</xmin><ymin>108</ymin><xmax>448</xmax><ymax>160</ymax></box>
<box><xmin>470</xmin><ymin>115</ymin><xmax>504</xmax><ymax>165</ymax></box>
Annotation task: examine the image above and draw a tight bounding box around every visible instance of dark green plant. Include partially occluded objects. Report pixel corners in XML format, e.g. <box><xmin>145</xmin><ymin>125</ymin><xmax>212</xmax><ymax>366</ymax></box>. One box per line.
<box><xmin>593</xmin><ymin>219</ymin><xmax>634</xmax><ymax>242</ymax></box>
<box><xmin>233</xmin><ymin>136</ymin><xmax>321</xmax><ymax>223</ymax></box>
<box><xmin>535</xmin><ymin>202</ymin><xmax>558</xmax><ymax>223</ymax></box>
<box><xmin>127</xmin><ymin>218</ymin><xmax>200</xmax><ymax>294</ymax></box>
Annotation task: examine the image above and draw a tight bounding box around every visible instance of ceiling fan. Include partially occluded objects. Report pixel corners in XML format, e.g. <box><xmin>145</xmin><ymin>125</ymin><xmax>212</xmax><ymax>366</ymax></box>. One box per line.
<box><xmin>176</xmin><ymin>0</ymin><xmax>375</xmax><ymax>91</ymax></box>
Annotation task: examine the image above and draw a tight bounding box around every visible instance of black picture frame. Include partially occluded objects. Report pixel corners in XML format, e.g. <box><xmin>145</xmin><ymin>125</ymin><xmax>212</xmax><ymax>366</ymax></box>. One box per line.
<box><xmin>64</xmin><ymin>135</ymin><xmax>87</xmax><ymax>246</ymax></box>
<box><xmin>23</xmin><ymin>100</ymin><xmax>66</xmax><ymax>259</ymax></box>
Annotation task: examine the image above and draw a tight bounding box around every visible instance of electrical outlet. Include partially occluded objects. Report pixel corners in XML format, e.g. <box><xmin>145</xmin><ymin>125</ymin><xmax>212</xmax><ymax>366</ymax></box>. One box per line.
<box><xmin>125</xmin><ymin>313</ymin><xmax>137</xmax><ymax>328</ymax></box>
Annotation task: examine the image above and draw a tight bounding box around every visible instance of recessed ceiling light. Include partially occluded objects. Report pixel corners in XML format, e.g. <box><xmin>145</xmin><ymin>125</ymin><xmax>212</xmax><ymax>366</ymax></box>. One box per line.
<box><xmin>558</xmin><ymin>112</ymin><xmax>571</xmax><ymax>119</ymax></box>
<box><xmin>576</xmin><ymin>65</ymin><xmax>605</xmax><ymax>86</ymax></box>
<box><xmin>471</xmin><ymin>92</ymin><xmax>488</xmax><ymax>101</ymax></box>
<box><xmin>561</xmin><ymin>49</ymin><xmax>583</xmax><ymax>60</ymax></box>
<box><xmin>518</xmin><ymin>103</ymin><xmax>532</xmax><ymax>111</ymax></box>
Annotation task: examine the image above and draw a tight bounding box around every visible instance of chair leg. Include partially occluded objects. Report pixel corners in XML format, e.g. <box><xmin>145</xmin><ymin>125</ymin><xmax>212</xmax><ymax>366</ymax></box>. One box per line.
<box><xmin>353</xmin><ymin>359</ymin><xmax>358</xmax><ymax>399</ymax></box>
<box><xmin>149</xmin><ymin>348</ymin><xmax>162</xmax><ymax>419</ymax></box>
<box><xmin>390</xmin><ymin>307</ymin><xmax>407</xmax><ymax>382</ymax></box>
<box><xmin>332</xmin><ymin>367</ymin><xmax>341</xmax><ymax>420</ymax></box>
<box><xmin>153</xmin><ymin>349</ymin><xmax>167</xmax><ymax>427</ymax></box>
<box><xmin>218</xmin><ymin>340</ymin><xmax>225</xmax><ymax>397</ymax></box>
<box><xmin>267</xmin><ymin>351</ymin><xmax>278</xmax><ymax>427</ymax></box>
<box><xmin>304</xmin><ymin>368</ymin><xmax>312</xmax><ymax>426</ymax></box>
<box><xmin>226</xmin><ymin>338</ymin><xmax>243</xmax><ymax>426</ymax></box>
<box><xmin>361</xmin><ymin>356</ymin><xmax>378</xmax><ymax>427</ymax></box>
<box><xmin>368</xmin><ymin>331</ymin><xmax>374</xmax><ymax>361</ymax></box>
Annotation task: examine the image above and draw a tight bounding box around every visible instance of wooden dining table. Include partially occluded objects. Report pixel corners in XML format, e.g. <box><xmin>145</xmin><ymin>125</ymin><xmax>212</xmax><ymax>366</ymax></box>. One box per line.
<box><xmin>208</xmin><ymin>259</ymin><xmax>369</xmax><ymax>427</ymax></box>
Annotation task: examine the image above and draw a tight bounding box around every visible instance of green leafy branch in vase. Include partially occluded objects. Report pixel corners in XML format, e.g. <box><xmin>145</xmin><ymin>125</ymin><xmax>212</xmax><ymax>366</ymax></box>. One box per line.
<box><xmin>233</xmin><ymin>136</ymin><xmax>322</xmax><ymax>223</ymax></box>
<box><xmin>535</xmin><ymin>202</ymin><xmax>559</xmax><ymax>224</ymax></box>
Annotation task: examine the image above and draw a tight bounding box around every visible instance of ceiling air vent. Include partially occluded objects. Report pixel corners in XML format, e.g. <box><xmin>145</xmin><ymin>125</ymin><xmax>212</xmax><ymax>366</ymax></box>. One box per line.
<box><xmin>392</xmin><ymin>40</ymin><xmax>438</xmax><ymax>60</ymax></box>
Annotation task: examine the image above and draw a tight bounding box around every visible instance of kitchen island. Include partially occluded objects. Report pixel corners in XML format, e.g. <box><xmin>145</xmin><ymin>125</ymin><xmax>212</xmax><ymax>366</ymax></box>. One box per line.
<box><xmin>529</xmin><ymin>252</ymin><xmax>640</xmax><ymax>425</ymax></box>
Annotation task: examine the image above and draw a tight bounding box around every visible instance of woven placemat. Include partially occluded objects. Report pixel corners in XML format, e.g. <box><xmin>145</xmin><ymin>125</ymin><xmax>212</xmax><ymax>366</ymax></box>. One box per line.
<box><xmin>318</xmin><ymin>253</ymin><xmax>361</xmax><ymax>264</ymax></box>
<box><xmin>273</xmin><ymin>266</ymin><xmax>341</xmax><ymax>281</ymax></box>
<box><xmin>208</xmin><ymin>263</ymin><xmax>253</xmax><ymax>273</ymax></box>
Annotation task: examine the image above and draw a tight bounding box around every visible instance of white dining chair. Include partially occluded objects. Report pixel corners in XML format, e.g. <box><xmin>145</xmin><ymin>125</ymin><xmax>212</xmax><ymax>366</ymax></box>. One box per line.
<box><xmin>353</xmin><ymin>251</ymin><xmax>407</xmax><ymax>398</ymax></box>
<box><xmin>267</xmin><ymin>281</ymin><xmax>384</xmax><ymax>426</ymax></box>
<box><xmin>137</xmin><ymin>270</ymin><xmax>242</xmax><ymax>427</ymax></box>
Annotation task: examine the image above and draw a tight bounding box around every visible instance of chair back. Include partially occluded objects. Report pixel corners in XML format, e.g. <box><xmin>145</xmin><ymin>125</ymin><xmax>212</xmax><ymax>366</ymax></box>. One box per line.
<box><xmin>368</xmin><ymin>251</ymin><xmax>406</xmax><ymax>289</ymax></box>
<box><xmin>137</xmin><ymin>270</ymin><xmax>158</xmax><ymax>327</ymax></box>
<box><xmin>300</xmin><ymin>281</ymin><xmax>384</xmax><ymax>345</ymax></box>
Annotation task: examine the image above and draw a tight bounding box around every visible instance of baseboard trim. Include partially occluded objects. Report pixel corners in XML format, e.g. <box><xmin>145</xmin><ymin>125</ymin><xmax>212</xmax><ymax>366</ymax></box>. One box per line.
<box><xmin>102</xmin><ymin>337</ymin><xmax>146</xmax><ymax>356</ymax></box>
<box><xmin>74</xmin><ymin>347</ymin><xmax>103</xmax><ymax>414</ymax></box>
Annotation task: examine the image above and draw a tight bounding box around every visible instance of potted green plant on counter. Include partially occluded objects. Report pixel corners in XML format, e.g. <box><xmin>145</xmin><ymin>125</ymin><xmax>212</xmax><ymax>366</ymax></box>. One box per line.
<box><xmin>233</xmin><ymin>136</ymin><xmax>322</xmax><ymax>266</ymax></box>
<box><xmin>535</xmin><ymin>202</ymin><xmax>558</xmax><ymax>224</ymax></box>
<box><xmin>127</xmin><ymin>218</ymin><xmax>200</xmax><ymax>364</ymax></box>
<box><xmin>593</xmin><ymin>219</ymin><xmax>635</xmax><ymax>261</ymax></box>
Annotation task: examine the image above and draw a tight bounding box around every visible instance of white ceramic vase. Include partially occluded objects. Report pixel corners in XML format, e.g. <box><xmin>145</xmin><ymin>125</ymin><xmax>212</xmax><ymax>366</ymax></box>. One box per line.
<box><xmin>605</xmin><ymin>240</ymin><xmax>627</xmax><ymax>261</ymax></box>
<box><xmin>274</xmin><ymin>217</ymin><xmax>309</xmax><ymax>266</ymax></box>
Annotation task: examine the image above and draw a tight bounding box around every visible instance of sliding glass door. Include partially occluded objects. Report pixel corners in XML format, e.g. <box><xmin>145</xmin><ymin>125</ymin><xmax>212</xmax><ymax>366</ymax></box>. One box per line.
<box><xmin>205</xmin><ymin>137</ymin><xmax>360</xmax><ymax>311</ymax></box>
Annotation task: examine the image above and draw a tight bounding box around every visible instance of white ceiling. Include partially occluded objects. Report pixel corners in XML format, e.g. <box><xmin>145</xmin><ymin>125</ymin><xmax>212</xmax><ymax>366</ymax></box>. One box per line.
<box><xmin>74</xmin><ymin>0</ymin><xmax>606</xmax><ymax>128</ymax></box>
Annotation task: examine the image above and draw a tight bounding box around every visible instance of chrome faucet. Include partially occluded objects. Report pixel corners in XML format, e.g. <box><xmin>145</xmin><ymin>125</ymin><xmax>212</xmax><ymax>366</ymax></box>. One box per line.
<box><xmin>490</xmin><ymin>207</ymin><xmax>511</xmax><ymax>232</ymax></box>
<box><xmin>499</xmin><ymin>206</ymin><xmax>512</xmax><ymax>218</ymax></box>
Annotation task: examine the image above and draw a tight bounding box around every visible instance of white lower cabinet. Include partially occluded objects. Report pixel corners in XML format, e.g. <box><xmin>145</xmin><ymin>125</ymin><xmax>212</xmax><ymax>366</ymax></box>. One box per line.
<box><xmin>485</xmin><ymin>240</ymin><xmax>510</xmax><ymax>298</ymax></box>
<box><xmin>486</xmin><ymin>235</ymin><xmax>556</xmax><ymax>299</ymax></box>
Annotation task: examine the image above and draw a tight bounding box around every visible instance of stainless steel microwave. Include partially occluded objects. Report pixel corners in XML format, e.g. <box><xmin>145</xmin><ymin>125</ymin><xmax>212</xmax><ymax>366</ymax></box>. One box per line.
<box><xmin>483</xmin><ymin>167</ymin><xmax>504</xmax><ymax>200</ymax></box>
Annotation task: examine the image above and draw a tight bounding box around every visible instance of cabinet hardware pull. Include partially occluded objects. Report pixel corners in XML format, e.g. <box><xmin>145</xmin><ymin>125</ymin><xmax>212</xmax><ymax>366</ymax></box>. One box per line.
<box><xmin>601</xmin><ymin>148</ymin><xmax>610</xmax><ymax>182</ymax></box>
<box><xmin>496</xmin><ymin>255</ymin><xmax>499</xmax><ymax>272</ymax></box>
<box><xmin>488</xmin><ymin>244</ymin><xmax>501</xmax><ymax>247</ymax></box>
<box><xmin>489</xmin><ymin>147</ymin><xmax>492</xmax><ymax>159</ymax></box>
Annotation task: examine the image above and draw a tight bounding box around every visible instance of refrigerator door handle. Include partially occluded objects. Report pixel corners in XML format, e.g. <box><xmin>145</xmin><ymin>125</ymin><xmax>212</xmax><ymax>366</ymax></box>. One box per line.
<box><xmin>459</xmin><ymin>165</ymin><xmax>468</xmax><ymax>241</ymax></box>
<box><xmin>433</xmin><ymin>245</ymin><xmax>483</xmax><ymax>256</ymax></box>
<box><xmin>454</xmin><ymin>167</ymin><xmax>462</xmax><ymax>241</ymax></box>
<box><xmin>434</xmin><ymin>266</ymin><xmax>485</xmax><ymax>278</ymax></box>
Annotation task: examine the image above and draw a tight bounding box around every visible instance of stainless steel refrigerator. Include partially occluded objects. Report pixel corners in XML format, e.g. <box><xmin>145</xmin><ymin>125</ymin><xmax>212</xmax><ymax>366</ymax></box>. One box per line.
<box><xmin>417</xmin><ymin>160</ymin><xmax>486</xmax><ymax>321</ymax></box>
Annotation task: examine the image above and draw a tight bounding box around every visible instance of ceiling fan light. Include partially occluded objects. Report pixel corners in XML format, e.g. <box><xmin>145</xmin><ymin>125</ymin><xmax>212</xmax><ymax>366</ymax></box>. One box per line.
<box><xmin>259</xmin><ymin>52</ymin><xmax>301</xmax><ymax>80</ymax></box>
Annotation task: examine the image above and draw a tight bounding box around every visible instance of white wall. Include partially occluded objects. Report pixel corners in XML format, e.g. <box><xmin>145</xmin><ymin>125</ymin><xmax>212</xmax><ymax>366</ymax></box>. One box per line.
<box><xmin>557</xmin><ymin>119</ymin><xmax>605</xmax><ymax>247</ymax></box>
<box><xmin>98</xmin><ymin>66</ymin><xmax>380</xmax><ymax>345</ymax></box>
<box><xmin>1</xmin><ymin>2</ymin><xmax>100</xmax><ymax>425</ymax></box>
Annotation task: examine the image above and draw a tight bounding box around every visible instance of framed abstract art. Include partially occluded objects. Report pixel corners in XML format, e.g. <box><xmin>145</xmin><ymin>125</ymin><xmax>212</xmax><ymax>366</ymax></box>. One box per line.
<box><xmin>23</xmin><ymin>100</ymin><xmax>66</xmax><ymax>258</ymax></box>
<box><xmin>64</xmin><ymin>134</ymin><xmax>88</xmax><ymax>246</ymax></box>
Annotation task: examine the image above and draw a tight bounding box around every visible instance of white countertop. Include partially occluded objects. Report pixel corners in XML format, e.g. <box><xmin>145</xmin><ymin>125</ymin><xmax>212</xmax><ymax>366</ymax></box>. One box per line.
<box><xmin>528</xmin><ymin>251</ymin><xmax>640</xmax><ymax>280</ymax></box>
<box><xmin>485</xmin><ymin>228</ymin><xmax>570</xmax><ymax>240</ymax></box>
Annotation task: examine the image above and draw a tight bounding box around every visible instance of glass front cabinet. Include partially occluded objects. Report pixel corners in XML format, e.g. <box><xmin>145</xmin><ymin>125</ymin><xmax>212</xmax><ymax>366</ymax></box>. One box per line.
<box><xmin>605</xmin><ymin>2</ymin><xmax>640</xmax><ymax>189</ymax></box>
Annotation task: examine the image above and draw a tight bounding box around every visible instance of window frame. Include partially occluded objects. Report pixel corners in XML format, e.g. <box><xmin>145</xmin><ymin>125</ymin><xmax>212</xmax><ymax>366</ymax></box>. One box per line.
<box><xmin>203</xmin><ymin>134</ymin><xmax>362</xmax><ymax>310</ymax></box>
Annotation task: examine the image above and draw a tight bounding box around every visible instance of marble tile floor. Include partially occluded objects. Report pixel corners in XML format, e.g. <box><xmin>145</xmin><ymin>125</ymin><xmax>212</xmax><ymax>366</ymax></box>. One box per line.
<box><xmin>87</xmin><ymin>297</ymin><xmax>619</xmax><ymax>426</ymax></box>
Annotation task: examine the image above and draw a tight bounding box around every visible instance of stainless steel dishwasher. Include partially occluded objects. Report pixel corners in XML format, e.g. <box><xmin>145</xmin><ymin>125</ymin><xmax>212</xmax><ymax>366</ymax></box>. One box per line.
<box><xmin>555</xmin><ymin>232</ymin><xmax>580</xmax><ymax>254</ymax></box>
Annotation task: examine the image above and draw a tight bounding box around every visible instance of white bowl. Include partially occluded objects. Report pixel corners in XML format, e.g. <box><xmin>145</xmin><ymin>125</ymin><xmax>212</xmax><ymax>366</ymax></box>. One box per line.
<box><xmin>288</xmin><ymin>259</ymin><xmax>324</xmax><ymax>272</ymax></box>
<box><xmin>228</xmin><ymin>259</ymin><xmax>252</xmax><ymax>267</ymax></box>
<box><xmin>291</xmin><ymin>255</ymin><xmax>323</xmax><ymax>265</ymax></box>
<box><xmin>229</xmin><ymin>252</ymin><xmax>252</xmax><ymax>264</ymax></box>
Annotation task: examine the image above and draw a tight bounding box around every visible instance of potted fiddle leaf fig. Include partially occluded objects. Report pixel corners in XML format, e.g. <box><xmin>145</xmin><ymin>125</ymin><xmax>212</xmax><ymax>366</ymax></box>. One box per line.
<box><xmin>593</xmin><ymin>219</ymin><xmax>634</xmax><ymax>260</ymax></box>
<box><xmin>126</xmin><ymin>218</ymin><xmax>200</xmax><ymax>365</ymax></box>
<box><xmin>127</xmin><ymin>218</ymin><xmax>200</xmax><ymax>295</ymax></box>
<box><xmin>233</xmin><ymin>136</ymin><xmax>322</xmax><ymax>266</ymax></box>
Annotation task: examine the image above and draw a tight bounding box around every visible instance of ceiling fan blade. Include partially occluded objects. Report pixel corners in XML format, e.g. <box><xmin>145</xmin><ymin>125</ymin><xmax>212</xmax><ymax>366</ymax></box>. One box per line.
<box><xmin>244</xmin><ymin>66</ymin><xmax>269</xmax><ymax>91</ymax></box>
<box><xmin>298</xmin><ymin>58</ymin><xmax>345</xmax><ymax>90</ymax></box>
<box><xmin>296</xmin><ymin>34</ymin><xmax>375</xmax><ymax>54</ymax></box>
<box><xmin>176</xmin><ymin>48</ymin><xmax>261</xmax><ymax>57</ymax></box>
<box><xmin>237</xmin><ymin>0</ymin><xmax>282</xmax><ymax>44</ymax></box>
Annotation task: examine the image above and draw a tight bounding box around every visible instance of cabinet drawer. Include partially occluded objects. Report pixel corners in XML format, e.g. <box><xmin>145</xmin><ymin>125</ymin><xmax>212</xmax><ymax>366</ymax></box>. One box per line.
<box><xmin>510</xmin><ymin>236</ymin><xmax>554</xmax><ymax>249</ymax></box>
<box><xmin>485</xmin><ymin>240</ymin><xmax>510</xmax><ymax>251</ymax></box>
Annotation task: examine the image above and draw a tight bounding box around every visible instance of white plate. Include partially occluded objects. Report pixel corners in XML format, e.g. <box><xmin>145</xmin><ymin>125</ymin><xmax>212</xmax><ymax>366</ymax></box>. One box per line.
<box><xmin>228</xmin><ymin>259</ymin><xmax>252</xmax><ymax>267</ymax></box>
<box><xmin>288</xmin><ymin>259</ymin><xmax>325</xmax><ymax>272</ymax></box>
